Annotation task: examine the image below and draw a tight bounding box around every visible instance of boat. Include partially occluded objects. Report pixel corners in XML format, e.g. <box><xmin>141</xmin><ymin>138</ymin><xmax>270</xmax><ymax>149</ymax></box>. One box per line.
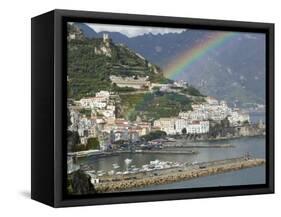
<box><xmin>124</xmin><ymin>158</ymin><xmax>132</xmax><ymax>164</ymax></box>
<box><xmin>150</xmin><ymin>159</ymin><xmax>160</xmax><ymax>165</ymax></box>
<box><xmin>112</xmin><ymin>163</ymin><xmax>120</xmax><ymax>169</ymax></box>
<box><xmin>108</xmin><ymin>170</ymin><xmax>115</xmax><ymax>175</ymax></box>
<box><xmin>166</xmin><ymin>137</ymin><xmax>177</xmax><ymax>142</ymax></box>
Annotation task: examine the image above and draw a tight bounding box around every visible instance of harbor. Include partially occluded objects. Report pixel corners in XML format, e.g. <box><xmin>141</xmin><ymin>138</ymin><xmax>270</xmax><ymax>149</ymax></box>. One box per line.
<box><xmin>68</xmin><ymin>136</ymin><xmax>266</xmax><ymax>192</ymax></box>
<box><xmin>91</xmin><ymin>156</ymin><xmax>265</xmax><ymax>193</ymax></box>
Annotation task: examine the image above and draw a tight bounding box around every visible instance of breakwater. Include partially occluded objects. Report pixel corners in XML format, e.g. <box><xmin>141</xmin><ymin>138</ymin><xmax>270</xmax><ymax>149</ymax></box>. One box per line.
<box><xmin>94</xmin><ymin>157</ymin><xmax>265</xmax><ymax>193</ymax></box>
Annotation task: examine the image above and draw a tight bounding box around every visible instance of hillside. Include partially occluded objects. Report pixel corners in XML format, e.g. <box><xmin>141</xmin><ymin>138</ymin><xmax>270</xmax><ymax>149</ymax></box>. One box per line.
<box><xmin>67</xmin><ymin>24</ymin><xmax>168</xmax><ymax>100</ymax></box>
<box><xmin>73</xmin><ymin>23</ymin><xmax>266</xmax><ymax>107</ymax></box>
<box><xmin>119</xmin><ymin>92</ymin><xmax>193</xmax><ymax>121</ymax></box>
<box><xmin>67</xmin><ymin>23</ymin><xmax>205</xmax><ymax>121</ymax></box>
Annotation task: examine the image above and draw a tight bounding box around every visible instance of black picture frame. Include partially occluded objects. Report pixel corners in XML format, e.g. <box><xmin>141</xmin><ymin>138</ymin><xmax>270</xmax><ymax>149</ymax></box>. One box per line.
<box><xmin>31</xmin><ymin>9</ymin><xmax>274</xmax><ymax>207</ymax></box>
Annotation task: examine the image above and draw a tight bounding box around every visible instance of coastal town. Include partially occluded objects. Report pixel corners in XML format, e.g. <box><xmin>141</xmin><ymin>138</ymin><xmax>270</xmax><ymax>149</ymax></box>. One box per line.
<box><xmin>66</xmin><ymin>29</ymin><xmax>266</xmax><ymax>195</ymax></box>
<box><xmin>68</xmin><ymin>79</ymin><xmax>258</xmax><ymax>152</ymax></box>
<box><xmin>67</xmin><ymin>74</ymin><xmax>266</xmax><ymax>189</ymax></box>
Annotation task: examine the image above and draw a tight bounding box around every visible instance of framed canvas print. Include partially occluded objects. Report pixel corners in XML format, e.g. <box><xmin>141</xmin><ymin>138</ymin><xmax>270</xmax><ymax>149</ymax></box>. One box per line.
<box><xmin>31</xmin><ymin>9</ymin><xmax>274</xmax><ymax>207</ymax></box>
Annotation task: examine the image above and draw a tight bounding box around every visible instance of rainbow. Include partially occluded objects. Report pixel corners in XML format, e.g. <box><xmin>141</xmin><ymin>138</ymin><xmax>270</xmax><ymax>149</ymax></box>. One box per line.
<box><xmin>163</xmin><ymin>31</ymin><xmax>237</xmax><ymax>80</ymax></box>
<box><xmin>125</xmin><ymin>30</ymin><xmax>238</xmax><ymax>120</ymax></box>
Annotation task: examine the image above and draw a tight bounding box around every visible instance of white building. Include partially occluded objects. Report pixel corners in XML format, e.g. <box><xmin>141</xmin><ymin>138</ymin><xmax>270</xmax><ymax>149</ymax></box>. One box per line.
<box><xmin>228</xmin><ymin>111</ymin><xmax>250</xmax><ymax>126</ymax></box>
<box><xmin>110</xmin><ymin>75</ymin><xmax>151</xmax><ymax>89</ymax></box>
<box><xmin>79</xmin><ymin>91</ymin><xmax>111</xmax><ymax>109</ymax></box>
<box><xmin>205</xmin><ymin>96</ymin><xmax>219</xmax><ymax>105</ymax></box>
<box><xmin>79</xmin><ymin>97</ymin><xmax>95</xmax><ymax>109</ymax></box>
<box><xmin>175</xmin><ymin>119</ymin><xmax>209</xmax><ymax>134</ymax></box>
<box><xmin>182</xmin><ymin>98</ymin><xmax>232</xmax><ymax>122</ymax></box>
<box><xmin>187</xmin><ymin>120</ymin><xmax>209</xmax><ymax>134</ymax></box>
<box><xmin>96</xmin><ymin>90</ymin><xmax>110</xmax><ymax>98</ymax></box>
<box><xmin>69</xmin><ymin>108</ymin><xmax>80</xmax><ymax>131</ymax></box>
<box><xmin>179</xmin><ymin>110</ymin><xmax>209</xmax><ymax>121</ymax></box>
<box><xmin>154</xmin><ymin>117</ymin><xmax>210</xmax><ymax>135</ymax></box>
<box><xmin>173</xmin><ymin>80</ymin><xmax>187</xmax><ymax>88</ymax></box>
<box><xmin>80</xmin><ymin>137</ymin><xmax>88</xmax><ymax>145</ymax></box>
<box><xmin>99</xmin><ymin>109</ymin><xmax>115</xmax><ymax>118</ymax></box>
<box><xmin>175</xmin><ymin>118</ymin><xmax>188</xmax><ymax>133</ymax></box>
<box><xmin>153</xmin><ymin>118</ymin><xmax>176</xmax><ymax>135</ymax></box>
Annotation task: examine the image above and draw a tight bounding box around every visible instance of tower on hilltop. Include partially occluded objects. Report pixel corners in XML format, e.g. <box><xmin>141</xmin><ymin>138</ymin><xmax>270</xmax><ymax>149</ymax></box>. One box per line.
<box><xmin>103</xmin><ymin>33</ymin><xmax>109</xmax><ymax>42</ymax></box>
<box><xmin>103</xmin><ymin>33</ymin><xmax>110</xmax><ymax>47</ymax></box>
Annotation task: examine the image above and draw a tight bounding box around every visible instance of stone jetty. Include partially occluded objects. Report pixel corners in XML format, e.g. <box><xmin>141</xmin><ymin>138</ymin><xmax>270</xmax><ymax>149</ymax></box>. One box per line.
<box><xmin>94</xmin><ymin>158</ymin><xmax>265</xmax><ymax>193</ymax></box>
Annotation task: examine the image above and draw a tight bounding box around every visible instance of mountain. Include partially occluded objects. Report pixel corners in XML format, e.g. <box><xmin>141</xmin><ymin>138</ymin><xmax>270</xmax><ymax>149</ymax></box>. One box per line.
<box><xmin>67</xmin><ymin>23</ymin><xmax>168</xmax><ymax>100</ymax></box>
<box><xmin>73</xmin><ymin>22</ymin><xmax>266</xmax><ymax>107</ymax></box>
<box><xmin>67</xmin><ymin>23</ymin><xmax>205</xmax><ymax>122</ymax></box>
<box><xmin>177</xmin><ymin>34</ymin><xmax>265</xmax><ymax>107</ymax></box>
<box><xmin>74</xmin><ymin>23</ymin><xmax>98</xmax><ymax>38</ymax></box>
<box><xmin>73</xmin><ymin>22</ymin><xmax>131</xmax><ymax>45</ymax></box>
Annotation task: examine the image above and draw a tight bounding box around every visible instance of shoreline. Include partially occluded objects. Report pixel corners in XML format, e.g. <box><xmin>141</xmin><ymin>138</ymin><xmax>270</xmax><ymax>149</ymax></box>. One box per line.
<box><xmin>169</xmin><ymin>134</ymin><xmax>265</xmax><ymax>143</ymax></box>
<box><xmin>118</xmin><ymin>149</ymin><xmax>198</xmax><ymax>155</ymax></box>
<box><xmin>94</xmin><ymin>158</ymin><xmax>265</xmax><ymax>193</ymax></box>
<box><xmin>69</xmin><ymin>135</ymin><xmax>264</xmax><ymax>159</ymax></box>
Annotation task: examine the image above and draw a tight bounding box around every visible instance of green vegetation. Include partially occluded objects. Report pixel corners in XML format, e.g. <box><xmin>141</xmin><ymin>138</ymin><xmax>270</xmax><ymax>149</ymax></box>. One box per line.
<box><xmin>141</xmin><ymin>130</ymin><xmax>167</xmax><ymax>141</ymax></box>
<box><xmin>67</xmin><ymin>170</ymin><xmax>96</xmax><ymax>195</ymax></box>
<box><xmin>70</xmin><ymin>137</ymin><xmax>100</xmax><ymax>152</ymax></box>
<box><xmin>67</xmin><ymin>108</ymin><xmax>72</xmax><ymax>127</ymax></box>
<box><xmin>70</xmin><ymin>144</ymin><xmax>85</xmax><ymax>152</ymax></box>
<box><xmin>79</xmin><ymin>108</ymin><xmax>91</xmax><ymax>117</ymax></box>
<box><xmin>86</xmin><ymin>137</ymin><xmax>100</xmax><ymax>150</ymax></box>
<box><xmin>67</xmin><ymin>24</ymin><xmax>205</xmax><ymax>122</ymax></box>
<box><xmin>181</xmin><ymin>85</ymin><xmax>205</xmax><ymax>96</ymax></box>
<box><xmin>67</xmin><ymin>31</ymin><xmax>166</xmax><ymax>99</ymax></box>
<box><xmin>67</xmin><ymin>131</ymin><xmax>80</xmax><ymax>152</ymax></box>
<box><xmin>112</xmin><ymin>84</ymin><xmax>137</xmax><ymax>92</ymax></box>
<box><xmin>120</xmin><ymin>92</ymin><xmax>192</xmax><ymax>121</ymax></box>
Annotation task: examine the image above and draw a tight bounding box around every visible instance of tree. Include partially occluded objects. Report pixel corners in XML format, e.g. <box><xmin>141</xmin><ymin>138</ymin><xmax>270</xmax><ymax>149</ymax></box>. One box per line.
<box><xmin>68</xmin><ymin>170</ymin><xmax>96</xmax><ymax>195</ymax></box>
<box><xmin>86</xmin><ymin>137</ymin><xmax>100</xmax><ymax>150</ymax></box>
<box><xmin>67</xmin><ymin>131</ymin><xmax>80</xmax><ymax>152</ymax></box>
<box><xmin>182</xmin><ymin>128</ymin><xmax>187</xmax><ymax>135</ymax></box>
<box><xmin>141</xmin><ymin>130</ymin><xmax>167</xmax><ymax>141</ymax></box>
<box><xmin>80</xmin><ymin>108</ymin><xmax>91</xmax><ymax>117</ymax></box>
<box><xmin>67</xmin><ymin>108</ymin><xmax>72</xmax><ymax>127</ymax></box>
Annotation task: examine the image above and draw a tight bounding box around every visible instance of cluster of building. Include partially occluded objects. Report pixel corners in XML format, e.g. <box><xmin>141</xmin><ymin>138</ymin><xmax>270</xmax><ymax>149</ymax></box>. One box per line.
<box><xmin>78</xmin><ymin>90</ymin><xmax>116</xmax><ymax>119</ymax></box>
<box><xmin>154</xmin><ymin>118</ymin><xmax>209</xmax><ymax>135</ymax></box>
<box><xmin>153</xmin><ymin>96</ymin><xmax>250</xmax><ymax>135</ymax></box>
<box><xmin>69</xmin><ymin>90</ymin><xmax>158</xmax><ymax>151</ymax></box>
<box><xmin>68</xmin><ymin>88</ymin><xmax>250</xmax><ymax>150</ymax></box>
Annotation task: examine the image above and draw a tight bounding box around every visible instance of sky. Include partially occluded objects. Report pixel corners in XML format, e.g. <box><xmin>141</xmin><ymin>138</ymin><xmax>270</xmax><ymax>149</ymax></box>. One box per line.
<box><xmin>86</xmin><ymin>23</ymin><xmax>185</xmax><ymax>38</ymax></box>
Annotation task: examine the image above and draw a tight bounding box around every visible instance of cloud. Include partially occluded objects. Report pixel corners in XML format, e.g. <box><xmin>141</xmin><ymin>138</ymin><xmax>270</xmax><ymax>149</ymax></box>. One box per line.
<box><xmin>86</xmin><ymin>23</ymin><xmax>185</xmax><ymax>38</ymax></box>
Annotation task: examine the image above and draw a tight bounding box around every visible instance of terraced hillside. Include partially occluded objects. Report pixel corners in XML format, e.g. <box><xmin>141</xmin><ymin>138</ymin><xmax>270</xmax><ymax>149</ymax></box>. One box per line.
<box><xmin>67</xmin><ymin>23</ymin><xmax>205</xmax><ymax>121</ymax></box>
